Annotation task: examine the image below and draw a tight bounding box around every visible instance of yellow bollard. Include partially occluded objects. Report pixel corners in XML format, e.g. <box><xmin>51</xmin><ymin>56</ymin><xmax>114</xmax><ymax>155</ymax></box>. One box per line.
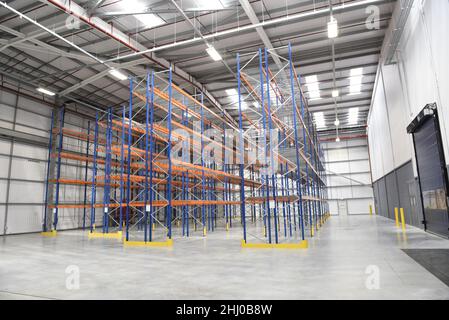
<box><xmin>369</xmin><ymin>205</ymin><xmax>373</xmax><ymax>216</ymax></box>
<box><xmin>394</xmin><ymin>208</ymin><xmax>400</xmax><ymax>227</ymax></box>
<box><xmin>400</xmin><ymin>208</ymin><xmax>406</xmax><ymax>231</ymax></box>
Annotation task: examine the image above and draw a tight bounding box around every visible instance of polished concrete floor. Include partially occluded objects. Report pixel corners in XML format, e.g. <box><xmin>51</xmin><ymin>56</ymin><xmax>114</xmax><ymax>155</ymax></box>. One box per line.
<box><xmin>0</xmin><ymin>215</ymin><xmax>449</xmax><ymax>300</ymax></box>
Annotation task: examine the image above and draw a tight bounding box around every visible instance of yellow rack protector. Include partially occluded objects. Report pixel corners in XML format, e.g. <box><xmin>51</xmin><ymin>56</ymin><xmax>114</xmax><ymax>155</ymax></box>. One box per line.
<box><xmin>123</xmin><ymin>239</ymin><xmax>173</xmax><ymax>247</ymax></box>
<box><xmin>241</xmin><ymin>239</ymin><xmax>308</xmax><ymax>249</ymax></box>
<box><xmin>41</xmin><ymin>230</ymin><xmax>57</xmax><ymax>237</ymax></box>
<box><xmin>88</xmin><ymin>231</ymin><xmax>122</xmax><ymax>239</ymax></box>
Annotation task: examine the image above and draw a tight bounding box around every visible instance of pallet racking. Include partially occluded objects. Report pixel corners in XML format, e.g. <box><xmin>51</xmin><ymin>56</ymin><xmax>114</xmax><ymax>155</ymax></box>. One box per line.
<box><xmin>43</xmin><ymin>43</ymin><xmax>329</xmax><ymax>247</ymax></box>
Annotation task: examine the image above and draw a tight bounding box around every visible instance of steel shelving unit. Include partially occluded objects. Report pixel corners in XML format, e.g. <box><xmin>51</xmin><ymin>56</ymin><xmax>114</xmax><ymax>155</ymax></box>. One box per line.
<box><xmin>42</xmin><ymin>43</ymin><xmax>329</xmax><ymax>248</ymax></box>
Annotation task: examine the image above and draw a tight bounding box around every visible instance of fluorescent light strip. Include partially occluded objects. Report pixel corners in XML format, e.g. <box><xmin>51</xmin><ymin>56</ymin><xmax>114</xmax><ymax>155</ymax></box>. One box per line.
<box><xmin>135</xmin><ymin>14</ymin><xmax>165</xmax><ymax>28</ymax></box>
<box><xmin>121</xmin><ymin>0</ymin><xmax>165</xmax><ymax>28</ymax></box>
<box><xmin>225</xmin><ymin>89</ymin><xmax>238</xmax><ymax>96</ymax></box>
<box><xmin>36</xmin><ymin>87</ymin><xmax>55</xmax><ymax>96</ymax></box>
<box><xmin>195</xmin><ymin>0</ymin><xmax>225</xmax><ymax>10</ymax></box>
<box><xmin>327</xmin><ymin>17</ymin><xmax>338</xmax><ymax>39</ymax></box>
<box><xmin>206</xmin><ymin>46</ymin><xmax>223</xmax><ymax>61</ymax></box>
<box><xmin>109</xmin><ymin>69</ymin><xmax>128</xmax><ymax>81</ymax></box>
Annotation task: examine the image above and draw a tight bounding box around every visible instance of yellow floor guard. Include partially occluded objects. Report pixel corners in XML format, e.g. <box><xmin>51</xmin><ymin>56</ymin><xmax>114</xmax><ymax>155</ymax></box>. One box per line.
<box><xmin>41</xmin><ymin>230</ymin><xmax>57</xmax><ymax>237</ymax></box>
<box><xmin>88</xmin><ymin>231</ymin><xmax>123</xmax><ymax>239</ymax></box>
<box><xmin>241</xmin><ymin>239</ymin><xmax>308</xmax><ymax>249</ymax></box>
<box><xmin>123</xmin><ymin>238</ymin><xmax>173</xmax><ymax>247</ymax></box>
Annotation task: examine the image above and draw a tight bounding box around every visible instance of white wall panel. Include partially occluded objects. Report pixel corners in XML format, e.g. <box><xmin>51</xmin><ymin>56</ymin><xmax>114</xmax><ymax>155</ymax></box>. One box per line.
<box><xmin>0</xmin><ymin>180</ymin><xmax>8</xmax><ymax>202</ymax></box>
<box><xmin>326</xmin><ymin>148</ymin><xmax>348</xmax><ymax>162</ymax></box>
<box><xmin>6</xmin><ymin>205</ymin><xmax>42</xmax><ymax>234</ymax></box>
<box><xmin>348</xmin><ymin>199</ymin><xmax>374</xmax><ymax>215</ymax></box>
<box><xmin>16</xmin><ymin>109</ymin><xmax>50</xmax><ymax>132</ymax></box>
<box><xmin>381</xmin><ymin>64</ymin><xmax>413</xmax><ymax>168</ymax></box>
<box><xmin>0</xmin><ymin>90</ymin><xmax>17</xmax><ymax>106</ymax></box>
<box><xmin>14</xmin><ymin>124</ymin><xmax>48</xmax><ymax>138</ymax></box>
<box><xmin>375</xmin><ymin>74</ymin><xmax>395</xmax><ymax>176</ymax></box>
<box><xmin>328</xmin><ymin>200</ymin><xmax>338</xmax><ymax>216</ymax></box>
<box><xmin>0</xmin><ymin>205</ymin><xmax>4</xmax><ymax>232</ymax></box>
<box><xmin>369</xmin><ymin>0</ymin><xmax>449</xmax><ymax>180</ymax></box>
<box><xmin>349</xmin><ymin>160</ymin><xmax>370</xmax><ymax>173</ymax></box>
<box><xmin>425</xmin><ymin>0</ymin><xmax>449</xmax><ymax>162</ymax></box>
<box><xmin>13</xmin><ymin>143</ymin><xmax>47</xmax><ymax>161</ymax></box>
<box><xmin>17</xmin><ymin>96</ymin><xmax>51</xmax><ymax>117</ymax></box>
<box><xmin>349</xmin><ymin>173</ymin><xmax>371</xmax><ymax>185</ymax></box>
<box><xmin>0</xmin><ymin>154</ymin><xmax>10</xmax><ymax>178</ymax></box>
<box><xmin>352</xmin><ymin>186</ymin><xmax>374</xmax><ymax>198</ymax></box>
<box><xmin>326</xmin><ymin>161</ymin><xmax>350</xmax><ymax>174</ymax></box>
<box><xmin>367</xmin><ymin>108</ymin><xmax>384</xmax><ymax>182</ymax></box>
<box><xmin>348</xmin><ymin>147</ymin><xmax>369</xmax><ymax>161</ymax></box>
<box><xmin>8</xmin><ymin>181</ymin><xmax>44</xmax><ymax>203</ymax></box>
<box><xmin>10</xmin><ymin>158</ymin><xmax>46</xmax><ymax>181</ymax></box>
<box><xmin>0</xmin><ymin>103</ymin><xmax>14</xmax><ymax>122</ymax></box>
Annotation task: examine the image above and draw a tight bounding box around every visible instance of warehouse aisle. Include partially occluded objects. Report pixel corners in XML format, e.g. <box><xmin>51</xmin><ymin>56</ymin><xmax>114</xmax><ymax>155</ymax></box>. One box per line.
<box><xmin>0</xmin><ymin>216</ymin><xmax>448</xmax><ymax>300</ymax></box>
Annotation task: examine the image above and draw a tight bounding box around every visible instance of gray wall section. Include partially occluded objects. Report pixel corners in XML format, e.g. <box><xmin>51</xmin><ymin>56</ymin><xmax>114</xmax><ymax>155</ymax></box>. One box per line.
<box><xmin>377</xmin><ymin>178</ymin><xmax>389</xmax><ymax>219</ymax></box>
<box><xmin>373</xmin><ymin>181</ymin><xmax>381</xmax><ymax>218</ymax></box>
<box><xmin>373</xmin><ymin>161</ymin><xmax>424</xmax><ymax>229</ymax></box>
<box><xmin>385</xmin><ymin>172</ymin><xmax>399</xmax><ymax>220</ymax></box>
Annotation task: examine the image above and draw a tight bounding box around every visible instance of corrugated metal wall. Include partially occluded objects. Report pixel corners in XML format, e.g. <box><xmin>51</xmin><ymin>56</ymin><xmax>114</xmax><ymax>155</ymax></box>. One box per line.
<box><xmin>0</xmin><ymin>87</ymin><xmax>99</xmax><ymax>235</ymax></box>
<box><xmin>323</xmin><ymin>138</ymin><xmax>374</xmax><ymax>216</ymax></box>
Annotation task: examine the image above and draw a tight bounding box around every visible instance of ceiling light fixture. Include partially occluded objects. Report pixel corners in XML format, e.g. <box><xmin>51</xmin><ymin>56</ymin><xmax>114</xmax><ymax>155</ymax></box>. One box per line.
<box><xmin>109</xmin><ymin>69</ymin><xmax>128</xmax><ymax>81</ymax></box>
<box><xmin>195</xmin><ymin>0</ymin><xmax>225</xmax><ymax>10</ymax></box>
<box><xmin>206</xmin><ymin>45</ymin><xmax>223</xmax><ymax>61</ymax></box>
<box><xmin>36</xmin><ymin>87</ymin><xmax>55</xmax><ymax>96</ymax></box>
<box><xmin>332</xmin><ymin>89</ymin><xmax>339</xmax><ymax>98</ymax></box>
<box><xmin>334</xmin><ymin>118</ymin><xmax>340</xmax><ymax>126</ymax></box>
<box><xmin>225</xmin><ymin>89</ymin><xmax>238</xmax><ymax>97</ymax></box>
<box><xmin>327</xmin><ymin>16</ymin><xmax>339</xmax><ymax>39</ymax></box>
<box><xmin>121</xmin><ymin>0</ymin><xmax>165</xmax><ymax>28</ymax></box>
<box><xmin>135</xmin><ymin>14</ymin><xmax>165</xmax><ymax>28</ymax></box>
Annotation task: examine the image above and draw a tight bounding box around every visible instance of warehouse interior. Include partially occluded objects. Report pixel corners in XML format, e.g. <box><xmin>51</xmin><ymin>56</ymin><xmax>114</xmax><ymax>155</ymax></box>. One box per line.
<box><xmin>0</xmin><ymin>0</ymin><xmax>449</xmax><ymax>300</ymax></box>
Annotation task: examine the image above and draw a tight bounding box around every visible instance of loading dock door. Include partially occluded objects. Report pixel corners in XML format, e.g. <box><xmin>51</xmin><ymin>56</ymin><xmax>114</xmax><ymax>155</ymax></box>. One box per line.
<box><xmin>408</xmin><ymin>103</ymin><xmax>449</xmax><ymax>238</ymax></box>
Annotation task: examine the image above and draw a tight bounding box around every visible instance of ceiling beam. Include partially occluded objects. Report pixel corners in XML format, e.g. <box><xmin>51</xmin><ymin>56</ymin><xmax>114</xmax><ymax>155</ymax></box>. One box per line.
<box><xmin>38</xmin><ymin>0</ymin><xmax>237</xmax><ymax>126</ymax></box>
<box><xmin>238</xmin><ymin>0</ymin><xmax>284</xmax><ymax>71</ymax></box>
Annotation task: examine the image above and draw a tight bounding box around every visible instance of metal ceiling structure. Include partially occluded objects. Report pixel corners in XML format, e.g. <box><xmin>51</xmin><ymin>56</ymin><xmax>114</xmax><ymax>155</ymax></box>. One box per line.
<box><xmin>0</xmin><ymin>0</ymin><xmax>396</xmax><ymax>134</ymax></box>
